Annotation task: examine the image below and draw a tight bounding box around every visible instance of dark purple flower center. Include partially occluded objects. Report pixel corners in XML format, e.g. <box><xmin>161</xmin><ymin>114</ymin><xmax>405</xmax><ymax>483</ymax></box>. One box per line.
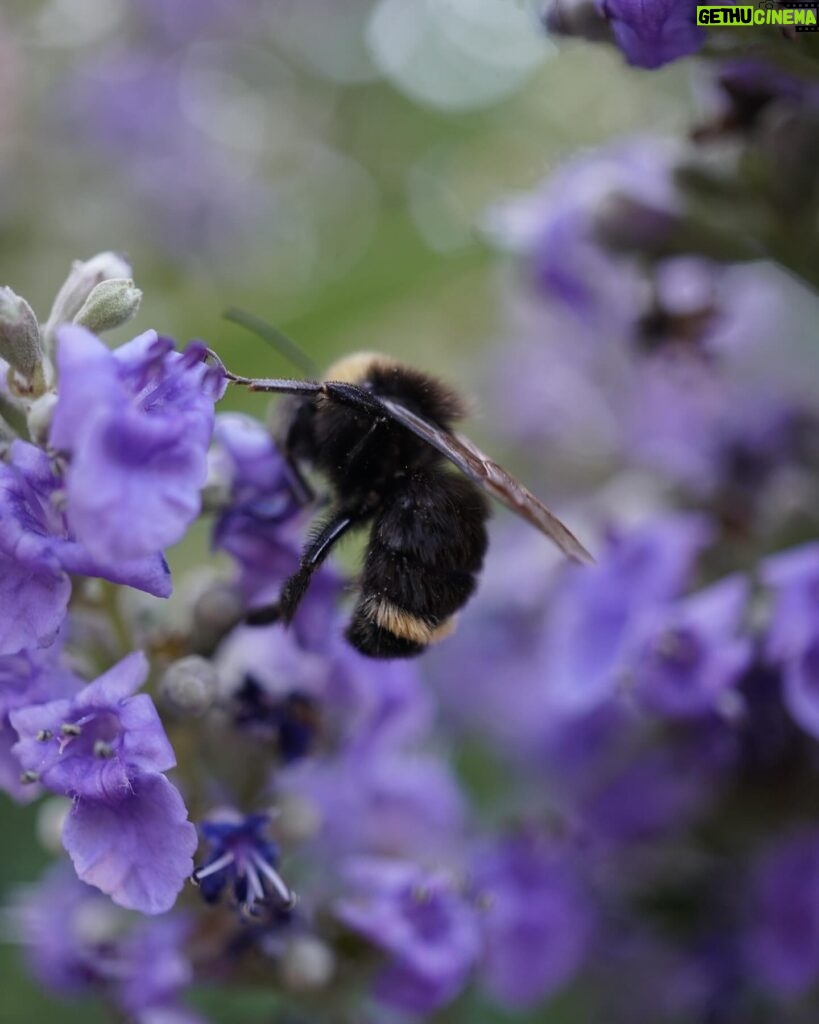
<box><xmin>193</xmin><ymin>815</ymin><xmax>293</xmax><ymax>914</ymax></box>
<box><xmin>798</xmin><ymin>639</ymin><xmax>819</xmax><ymax>696</ymax></box>
<box><xmin>399</xmin><ymin>885</ymin><xmax>453</xmax><ymax>943</ymax></box>
<box><xmin>650</xmin><ymin>627</ymin><xmax>702</xmax><ymax>673</ymax></box>
<box><xmin>59</xmin><ymin>709</ymin><xmax>122</xmax><ymax>760</ymax></box>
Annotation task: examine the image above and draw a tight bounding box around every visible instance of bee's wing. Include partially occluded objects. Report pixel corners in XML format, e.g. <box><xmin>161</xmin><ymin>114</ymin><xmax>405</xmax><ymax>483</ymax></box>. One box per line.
<box><xmin>379</xmin><ymin>397</ymin><xmax>594</xmax><ymax>565</ymax></box>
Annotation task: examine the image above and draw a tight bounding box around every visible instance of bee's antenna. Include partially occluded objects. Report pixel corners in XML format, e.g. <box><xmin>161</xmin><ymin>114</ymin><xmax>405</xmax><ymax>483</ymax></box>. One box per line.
<box><xmin>223</xmin><ymin>307</ymin><xmax>320</xmax><ymax>379</ymax></box>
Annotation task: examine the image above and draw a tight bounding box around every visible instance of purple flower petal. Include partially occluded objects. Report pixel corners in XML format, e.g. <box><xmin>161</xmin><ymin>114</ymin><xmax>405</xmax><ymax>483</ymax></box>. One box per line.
<box><xmin>0</xmin><ymin>550</ymin><xmax>69</xmax><ymax>655</ymax></box>
<box><xmin>51</xmin><ymin>325</ymin><xmax>219</xmax><ymax>565</ymax></box>
<box><xmin>782</xmin><ymin>635</ymin><xmax>819</xmax><ymax>741</ymax></box>
<box><xmin>12</xmin><ymin>653</ymin><xmax>178</xmax><ymax>800</ymax></box>
<box><xmin>50</xmin><ymin>324</ymin><xmax>130</xmax><ymax>452</ymax></box>
<box><xmin>63</xmin><ymin>772</ymin><xmax>197</xmax><ymax>914</ymax></box>
<box><xmin>601</xmin><ymin>0</ymin><xmax>705</xmax><ymax>69</ymax></box>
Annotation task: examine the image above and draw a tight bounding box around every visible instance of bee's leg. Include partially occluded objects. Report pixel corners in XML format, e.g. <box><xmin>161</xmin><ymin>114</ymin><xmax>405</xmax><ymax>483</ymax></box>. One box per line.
<box><xmin>245</xmin><ymin>510</ymin><xmax>360</xmax><ymax>627</ymax></box>
<box><xmin>281</xmin><ymin>455</ymin><xmax>315</xmax><ymax>506</ymax></box>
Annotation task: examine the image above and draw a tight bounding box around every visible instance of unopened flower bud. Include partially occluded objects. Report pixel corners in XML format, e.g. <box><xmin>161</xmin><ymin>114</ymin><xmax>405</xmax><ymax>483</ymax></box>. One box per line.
<box><xmin>43</xmin><ymin>251</ymin><xmax>133</xmax><ymax>346</ymax></box>
<box><xmin>160</xmin><ymin>655</ymin><xmax>218</xmax><ymax>716</ymax></box>
<box><xmin>26</xmin><ymin>391</ymin><xmax>58</xmax><ymax>446</ymax></box>
<box><xmin>193</xmin><ymin>582</ymin><xmax>243</xmax><ymax>635</ymax></box>
<box><xmin>278</xmin><ymin>936</ymin><xmax>335</xmax><ymax>992</ymax></box>
<box><xmin>36</xmin><ymin>797</ymin><xmax>71</xmax><ymax>854</ymax></box>
<box><xmin>73</xmin><ymin>278</ymin><xmax>142</xmax><ymax>334</ymax></box>
<box><xmin>542</xmin><ymin>0</ymin><xmax>612</xmax><ymax>41</ymax></box>
<box><xmin>592</xmin><ymin>191</ymin><xmax>679</xmax><ymax>256</ymax></box>
<box><xmin>276</xmin><ymin>793</ymin><xmax>321</xmax><ymax>845</ymax></box>
<box><xmin>0</xmin><ymin>287</ymin><xmax>45</xmax><ymax>392</ymax></box>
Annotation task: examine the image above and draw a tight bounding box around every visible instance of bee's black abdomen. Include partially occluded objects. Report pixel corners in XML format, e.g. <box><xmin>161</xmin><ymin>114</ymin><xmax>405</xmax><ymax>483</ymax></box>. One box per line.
<box><xmin>346</xmin><ymin>471</ymin><xmax>489</xmax><ymax>658</ymax></box>
<box><xmin>345</xmin><ymin>616</ymin><xmax>426</xmax><ymax>659</ymax></box>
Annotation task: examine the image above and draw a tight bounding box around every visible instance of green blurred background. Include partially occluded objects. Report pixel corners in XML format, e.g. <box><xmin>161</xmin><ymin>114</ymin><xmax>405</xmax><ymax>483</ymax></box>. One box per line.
<box><xmin>0</xmin><ymin>2</ymin><xmax>692</xmax><ymax>1019</ymax></box>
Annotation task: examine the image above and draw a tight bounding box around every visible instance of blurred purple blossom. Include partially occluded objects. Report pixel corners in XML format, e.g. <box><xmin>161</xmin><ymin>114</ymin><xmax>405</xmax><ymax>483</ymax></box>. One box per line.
<box><xmin>485</xmin><ymin>137</ymin><xmax>680</xmax><ymax>327</ymax></box>
<box><xmin>763</xmin><ymin>543</ymin><xmax>819</xmax><ymax>739</ymax></box>
<box><xmin>10</xmin><ymin>864</ymin><xmax>202</xmax><ymax>1021</ymax></box>
<box><xmin>599</xmin><ymin>0</ymin><xmax>705</xmax><ymax>69</ymax></box>
<box><xmin>336</xmin><ymin>857</ymin><xmax>481</xmax><ymax>1014</ymax></box>
<box><xmin>60</xmin><ymin>49</ymin><xmax>273</xmax><ymax>258</ymax></box>
<box><xmin>747</xmin><ymin>830</ymin><xmax>819</xmax><ymax>996</ymax></box>
<box><xmin>696</xmin><ymin>60</ymin><xmax>819</xmax><ymax>138</ymax></box>
<box><xmin>625</xmin><ymin>574</ymin><xmax>751</xmax><ymax>719</ymax></box>
<box><xmin>473</xmin><ymin>833</ymin><xmax>593</xmax><ymax>1008</ymax></box>
<box><xmin>281</xmin><ymin>750</ymin><xmax>466</xmax><ymax>867</ymax></box>
<box><xmin>210</xmin><ymin>412</ymin><xmax>308</xmax><ymax>600</ymax></box>
<box><xmin>216</xmin><ymin>615</ymin><xmax>431</xmax><ymax>754</ymax></box>
<box><xmin>541</xmin><ymin>514</ymin><xmax>710</xmax><ymax>712</ymax></box>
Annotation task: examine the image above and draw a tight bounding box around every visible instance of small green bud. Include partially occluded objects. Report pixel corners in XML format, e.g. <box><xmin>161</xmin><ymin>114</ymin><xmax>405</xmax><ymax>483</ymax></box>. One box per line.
<box><xmin>160</xmin><ymin>655</ymin><xmax>218</xmax><ymax>717</ymax></box>
<box><xmin>43</xmin><ymin>251</ymin><xmax>133</xmax><ymax>346</ymax></box>
<box><xmin>73</xmin><ymin>278</ymin><xmax>142</xmax><ymax>334</ymax></box>
<box><xmin>27</xmin><ymin>391</ymin><xmax>58</xmax><ymax>446</ymax></box>
<box><xmin>0</xmin><ymin>287</ymin><xmax>45</xmax><ymax>391</ymax></box>
<box><xmin>36</xmin><ymin>797</ymin><xmax>71</xmax><ymax>854</ymax></box>
<box><xmin>278</xmin><ymin>936</ymin><xmax>334</xmax><ymax>992</ymax></box>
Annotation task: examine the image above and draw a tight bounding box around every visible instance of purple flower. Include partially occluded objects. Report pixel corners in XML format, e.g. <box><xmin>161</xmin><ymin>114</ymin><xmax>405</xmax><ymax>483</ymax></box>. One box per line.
<box><xmin>192</xmin><ymin>811</ymin><xmax>293</xmax><ymax>914</ymax></box>
<box><xmin>746</xmin><ymin>830</ymin><xmax>819</xmax><ymax>995</ymax></box>
<box><xmin>0</xmin><ymin>645</ymin><xmax>79</xmax><ymax>800</ymax></box>
<box><xmin>281</xmin><ymin>749</ymin><xmax>467</xmax><ymax>869</ymax></box>
<box><xmin>474</xmin><ymin>834</ymin><xmax>593</xmax><ymax>1008</ymax></box>
<box><xmin>485</xmin><ymin>137</ymin><xmax>679</xmax><ymax>325</ymax></box>
<box><xmin>541</xmin><ymin>514</ymin><xmax>710</xmax><ymax>712</ymax></box>
<box><xmin>10</xmin><ymin>863</ymin><xmax>201</xmax><ymax>1019</ymax></box>
<box><xmin>12</xmin><ymin>651</ymin><xmax>175</xmax><ymax>798</ymax></box>
<box><xmin>231</xmin><ymin>677</ymin><xmax>320</xmax><ymax>763</ymax></box>
<box><xmin>11</xmin><ymin>653</ymin><xmax>197</xmax><ymax>913</ymax></box>
<box><xmin>335</xmin><ymin>857</ymin><xmax>481</xmax><ymax>1014</ymax></box>
<box><xmin>0</xmin><ymin>441</ymin><xmax>170</xmax><ymax>655</ymax></box>
<box><xmin>216</xmin><ymin>616</ymin><xmax>431</xmax><ymax>753</ymax></box>
<box><xmin>600</xmin><ymin>0</ymin><xmax>705</xmax><ymax>69</ymax></box>
<box><xmin>762</xmin><ymin>544</ymin><xmax>819</xmax><ymax>739</ymax></box>
<box><xmin>60</xmin><ymin>48</ymin><xmax>282</xmax><ymax>262</ymax></box>
<box><xmin>625</xmin><ymin>574</ymin><xmax>751</xmax><ymax>718</ymax></box>
<box><xmin>50</xmin><ymin>325</ymin><xmax>224</xmax><ymax>564</ymax></box>
<box><xmin>762</xmin><ymin>542</ymin><xmax>819</xmax><ymax>661</ymax></box>
<box><xmin>578</xmin><ymin>731</ymin><xmax>731</xmax><ymax>847</ymax></box>
<box><xmin>210</xmin><ymin>413</ymin><xmax>309</xmax><ymax>597</ymax></box>
<box><xmin>698</xmin><ymin>60</ymin><xmax>819</xmax><ymax>137</ymax></box>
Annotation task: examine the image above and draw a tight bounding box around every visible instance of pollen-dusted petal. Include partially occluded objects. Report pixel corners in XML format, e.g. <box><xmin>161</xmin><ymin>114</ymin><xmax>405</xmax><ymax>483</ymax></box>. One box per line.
<box><xmin>62</xmin><ymin>773</ymin><xmax>197</xmax><ymax>915</ymax></box>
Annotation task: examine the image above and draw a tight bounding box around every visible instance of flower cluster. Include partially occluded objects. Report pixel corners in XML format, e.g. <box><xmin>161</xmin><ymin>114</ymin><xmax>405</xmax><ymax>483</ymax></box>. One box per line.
<box><xmin>3</xmin><ymin>7</ymin><xmax>819</xmax><ymax>1023</ymax></box>
<box><xmin>0</xmin><ymin>254</ymin><xmax>221</xmax><ymax>916</ymax></box>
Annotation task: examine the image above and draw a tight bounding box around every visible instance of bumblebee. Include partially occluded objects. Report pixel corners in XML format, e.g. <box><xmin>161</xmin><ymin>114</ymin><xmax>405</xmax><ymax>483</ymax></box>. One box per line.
<box><xmin>216</xmin><ymin>345</ymin><xmax>592</xmax><ymax>659</ymax></box>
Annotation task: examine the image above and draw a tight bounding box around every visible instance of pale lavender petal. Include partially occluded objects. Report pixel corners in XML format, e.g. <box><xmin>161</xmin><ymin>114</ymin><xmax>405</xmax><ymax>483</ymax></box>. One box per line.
<box><xmin>62</xmin><ymin>773</ymin><xmax>197</xmax><ymax>914</ymax></box>
<box><xmin>75</xmin><ymin>651</ymin><xmax>149</xmax><ymax>708</ymax></box>
<box><xmin>0</xmin><ymin>552</ymin><xmax>69</xmax><ymax>655</ymax></box>
<box><xmin>50</xmin><ymin>324</ymin><xmax>127</xmax><ymax>452</ymax></box>
<box><xmin>65</xmin><ymin>405</ymin><xmax>206</xmax><ymax>562</ymax></box>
